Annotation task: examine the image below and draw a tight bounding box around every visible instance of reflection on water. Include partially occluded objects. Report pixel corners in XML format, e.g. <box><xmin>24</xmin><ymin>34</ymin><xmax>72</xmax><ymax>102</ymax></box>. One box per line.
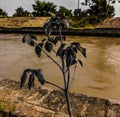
<box><xmin>0</xmin><ymin>34</ymin><xmax>120</xmax><ymax>101</ymax></box>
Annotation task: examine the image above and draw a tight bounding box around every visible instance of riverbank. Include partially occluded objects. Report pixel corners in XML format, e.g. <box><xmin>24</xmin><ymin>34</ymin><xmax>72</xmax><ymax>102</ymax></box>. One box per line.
<box><xmin>0</xmin><ymin>17</ymin><xmax>120</xmax><ymax>37</ymax></box>
<box><xmin>0</xmin><ymin>27</ymin><xmax>120</xmax><ymax>37</ymax></box>
<box><xmin>0</xmin><ymin>78</ymin><xmax>120</xmax><ymax>117</ymax></box>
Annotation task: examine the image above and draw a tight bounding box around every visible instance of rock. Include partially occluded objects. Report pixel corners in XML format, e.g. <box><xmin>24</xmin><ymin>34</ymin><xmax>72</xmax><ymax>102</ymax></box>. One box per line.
<box><xmin>0</xmin><ymin>78</ymin><xmax>120</xmax><ymax>117</ymax></box>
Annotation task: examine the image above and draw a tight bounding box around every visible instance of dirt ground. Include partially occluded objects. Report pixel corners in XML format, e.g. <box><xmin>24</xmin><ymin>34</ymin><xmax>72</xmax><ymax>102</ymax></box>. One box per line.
<box><xmin>0</xmin><ymin>17</ymin><xmax>50</xmax><ymax>28</ymax></box>
<box><xmin>96</xmin><ymin>17</ymin><xmax>120</xmax><ymax>28</ymax></box>
<box><xmin>0</xmin><ymin>17</ymin><xmax>120</xmax><ymax>28</ymax></box>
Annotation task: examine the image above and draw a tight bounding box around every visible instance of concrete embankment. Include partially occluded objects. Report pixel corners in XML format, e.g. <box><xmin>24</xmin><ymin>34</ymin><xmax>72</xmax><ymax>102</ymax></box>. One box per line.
<box><xmin>0</xmin><ymin>78</ymin><xmax>120</xmax><ymax>117</ymax></box>
<box><xmin>0</xmin><ymin>27</ymin><xmax>120</xmax><ymax>37</ymax></box>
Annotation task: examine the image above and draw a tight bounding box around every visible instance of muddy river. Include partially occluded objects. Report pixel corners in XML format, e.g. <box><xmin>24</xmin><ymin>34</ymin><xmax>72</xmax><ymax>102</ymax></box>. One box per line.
<box><xmin>0</xmin><ymin>34</ymin><xmax>120</xmax><ymax>101</ymax></box>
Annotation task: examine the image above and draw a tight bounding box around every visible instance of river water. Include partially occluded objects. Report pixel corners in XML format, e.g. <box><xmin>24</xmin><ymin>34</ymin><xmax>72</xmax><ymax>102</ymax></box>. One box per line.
<box><xmin>0</xmin><ymin>33</ymin><xmax>120</xmax><ymax>101</ymax></box>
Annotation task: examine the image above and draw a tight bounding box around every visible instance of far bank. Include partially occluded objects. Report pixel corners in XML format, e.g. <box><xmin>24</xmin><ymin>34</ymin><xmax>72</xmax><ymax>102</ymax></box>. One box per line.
<box><xmin>0</xmin><ymin>27</ymin><xmax>120</xmax><ymax>37</ymax></box>
<box><xmin>0</xmin><ymin>17</ymin><xmax>120</xmax><ymax>37</ymax></box>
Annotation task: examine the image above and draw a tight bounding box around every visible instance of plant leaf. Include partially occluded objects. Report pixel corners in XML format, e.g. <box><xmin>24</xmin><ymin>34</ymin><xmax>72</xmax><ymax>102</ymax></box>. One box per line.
<box><xmin>78</xmin><ymin>59</ymin><xmax>83</xmax><ymax>67</ymax></box>
<box><xmin>45</xmin><ymin>41</ymin><xmax>53</xmax><ymax>53</ymax></box>
<box><xmin>71</xmin><ymin>42</ymin><xmax>80</xmax><ymax>50</ymax></box>
<box><xmin>20</xmin><ymin>71</ymin><xmax>27</xmax><ymax>89</ymax></box>
<box><xmin>80</xmin><ymin>47</ymin><xmax>86</xmax><ymax>58</ymax></box>
<box><xmin>29</xmin><ymin>34</ymin><xmax>37</xmax><ymax>40</ymax></box>
<box><xmin>66</xmin><ymin>55</ymin><xmax>77</xmax><ymax>67</ymax></box>
<box><xmin>21</xmin><ymin>34</ymin><xmax>37</xmax><ymax>47</ymax></box>
<box><xmin>72</xmin><ymin>47</ymin><xmax>78</xmax><ymax>53</ymax></box>
<box><xmin>22</xmin><ymin>35</ymin><xmax>26</xmax><ymax>43</ymax></box>
<box><xmin>20</xmin><ymin>68</ymin><xmax>32</xmax><ymax>89</ymax></box>
<box><xmin>23</xmin><ymin>68</ymin><xmax>31</xmax><ymax>73</ymax></box>
<box><xmin>54</xmin><ymin>36</ymin><xmax>66</xmax><ymax>43</ymax></box>
<box><xmin>64</xmin><ymin>47</ymin><xmax>75</xmax><ymax>58</ymax></box>
<box><xmin>35</xmin><ymin>69</ymin><xmax>45</xmax><ymax>85</ymax></box>
<box><xmin>56</xmin><ymin>43</ymin><xmax>66</xmax><ymax>56</ymax></box>
<box><xmin>65</xmin><ymin>48</ymin><xmax>77</xmax><ymax>67</ymax></box>
<box><xmin>35</xmin><ymin>43</ymin><xmax>43</xmax><ymax>57</ymax></box>
<box><xmin>41</xmin><ymin>38</ymin><xmax>46</xmax><ymax>43</ymax></box>
<box><xmin>28</xmin><ymin>74</ymin><xmax>35</xmax><ymax>89</ymax></box>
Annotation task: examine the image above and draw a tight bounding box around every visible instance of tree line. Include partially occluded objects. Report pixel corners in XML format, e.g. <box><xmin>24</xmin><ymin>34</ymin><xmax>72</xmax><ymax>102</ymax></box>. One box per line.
<box><xmin>0</xmin><ymin>0</ymin><xmax>119</xmax><ymax>27</ymax></box>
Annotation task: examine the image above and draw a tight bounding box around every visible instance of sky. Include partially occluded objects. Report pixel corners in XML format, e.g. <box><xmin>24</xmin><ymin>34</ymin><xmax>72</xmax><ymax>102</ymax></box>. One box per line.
<box><xmin>0</xmin><ymin>0</ymin><xmax>120</xmax><ymax>17</ymax></box>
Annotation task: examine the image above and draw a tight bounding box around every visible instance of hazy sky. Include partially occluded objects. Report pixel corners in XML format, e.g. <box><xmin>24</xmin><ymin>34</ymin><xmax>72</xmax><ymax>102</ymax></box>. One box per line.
<box><xmin>0</xmin><ymin>0</ymin><xmax>120</xmax><ymax>17</ymax></box>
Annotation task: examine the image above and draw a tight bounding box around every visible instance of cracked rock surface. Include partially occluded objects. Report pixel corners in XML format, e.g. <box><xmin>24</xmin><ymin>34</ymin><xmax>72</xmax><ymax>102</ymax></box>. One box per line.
<box><xmin>0</xmin><ymin>78</ymin><xmax>120</xmax><ymax>117</ymax></box>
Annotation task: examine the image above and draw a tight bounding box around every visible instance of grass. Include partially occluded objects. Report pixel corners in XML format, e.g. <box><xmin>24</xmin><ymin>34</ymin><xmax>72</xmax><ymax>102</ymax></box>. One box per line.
<box><xmin>0</xmin><ymin>17</ymin><xmax>50</xmax><ymax>28</ymax></box>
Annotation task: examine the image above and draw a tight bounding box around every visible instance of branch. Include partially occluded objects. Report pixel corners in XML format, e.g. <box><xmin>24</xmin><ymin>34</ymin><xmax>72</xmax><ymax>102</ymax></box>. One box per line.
<box><xmin>69</xmin><ymin>64</ymin><xmax>77</xmax><ymax>89</ymax></box>
<box><xmin>45</xmin><ymin>81</ymin><xmax>64</xmax><ymax>91</ymax></box>
<box><xmin>61</xmin><ymin>58</ymin><xmax>67</xmax><ymax>89</ymax></box>
<box><xmin>67</xmin><ymin>66</ymin><xmax>70</xmax><ymax>90</ymax></box>
<box><xmin>32</xmin><ymin>40</ymin><xmax>63</xmax><ymax>72</ymax></box>
<box><xmin>59</xmin><ymin>27</ymin><xmax>63</xmax><ymax>44</ymax></box>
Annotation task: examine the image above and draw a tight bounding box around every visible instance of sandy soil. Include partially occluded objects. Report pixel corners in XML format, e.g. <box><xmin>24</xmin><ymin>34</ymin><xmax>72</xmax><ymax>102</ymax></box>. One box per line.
<box><xmin>0</xmin><ymin>17</ymin><xmax>50</xmax><ymax>28</ymax></box>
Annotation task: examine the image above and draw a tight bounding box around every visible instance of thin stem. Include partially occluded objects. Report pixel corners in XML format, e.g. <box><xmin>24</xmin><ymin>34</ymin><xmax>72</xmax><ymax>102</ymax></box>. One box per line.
<box><xmin>32</xmin><ymin>40</ymin><xmax>63</xmax><ymax>72</ymax></box>
<box><xmin>65</xmin><ymin>90</ymin><xmax>73</xmax><ymax>117</ymax></box>
<box><xmin>59</xmin><ymin>27</ymin><xmax>63</xmax><ymax>44</ymax></box>
<box><xmin>45</xmin><ymin>81</ymin><xmax>64</xmax><ymax>91</ymax></box>
<box><xmin>61</xmin><ymin>58</ymin><xmax>67</xmax><ymax>89</ymax></box>
<box><xmin>61</xmin><ymin>58</ymin><xmax>73</xmax><ymax>117</ymax></box>
<box><xmin>67</xmin><ymin>66</ymin><xmax>70</xmax><ymax>90</ymax></box>
<box><xmin>69</xmin><ymin>64</ymin><xmax>77</xmax><ymax>89</ymax></box>
<box><xmin>59</xmin><ymin>25</ymin><xmax>73</xmax><ymax>117</ymax></box>
<box><xmin>52</xmin><ymin>48</ymin><xmax>57</xmax><ymax>54</ymax></box>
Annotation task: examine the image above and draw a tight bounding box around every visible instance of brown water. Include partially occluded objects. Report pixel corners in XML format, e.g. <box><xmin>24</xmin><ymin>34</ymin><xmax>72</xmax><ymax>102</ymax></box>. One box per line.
<box><xmin>0</xmin><ymin>34</ymin><xmax>120</xmax><ymax>101</ymax></box>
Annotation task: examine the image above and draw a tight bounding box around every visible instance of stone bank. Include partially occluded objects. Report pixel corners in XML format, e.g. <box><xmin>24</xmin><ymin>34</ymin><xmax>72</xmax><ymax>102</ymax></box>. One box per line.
<box><xmin>0</xmin><ymin>78</ymin><xmax>120</xmax><ymax>117</ymax></box>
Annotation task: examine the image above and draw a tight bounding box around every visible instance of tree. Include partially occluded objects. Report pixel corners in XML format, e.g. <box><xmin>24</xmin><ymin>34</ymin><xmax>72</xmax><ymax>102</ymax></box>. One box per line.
<box><xmin>58</xmin><ymin>6</ymin><xmax>72</xmax><ymax>17</ymax></box>
<box><xmin>82</xmin><ymin>0</ymin><xmax>120</xmax><ymax>20</ymax></box>
<box><xmin>20</xmin><ymin>13</ymin><xmax>86</xmax><ymax>117</ymax></box>
<box><xmin>73</xmin><ymin>9</ymin><xmax>82</xmax><ymax>16</ymax></box>
<box><xmin>13</xmin><ymin>7</ymin><xmax>30</xmax><ymax>17</ymax></box>
<box><xmin>32</xmin><ymin>0</ymin><xmax>57</xmax><ymax>16</ymax></box>
<box><xmin>0</xmin><ymin>7</ymin><xmax>7</xmax><ymax>17</ymax></box>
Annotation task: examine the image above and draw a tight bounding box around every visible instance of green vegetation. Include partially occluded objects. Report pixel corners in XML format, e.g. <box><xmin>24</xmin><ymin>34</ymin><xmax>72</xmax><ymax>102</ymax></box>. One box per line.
<box><xmin>0</xmin><ymin>0</ymin><xmax>120</xmax><ymax>28</ymax></box>
<box><xmin>13</xmin><ymin>7</ymin><xmax>30</xmax><ymax>17</ymax></box>
<box><xmin>59</xmin><ymin>6</ymin><xmax>72</xmax><ymax>17</ymax></box>
<box><xmin>0</xmin><ymin>7</ymin><xmax>7</xmax><ymax>17</ymax></box>
<box><xmin>32</xmin><ymin>0</ymin><xmax>57</xmax><ymax>16</ymax></box>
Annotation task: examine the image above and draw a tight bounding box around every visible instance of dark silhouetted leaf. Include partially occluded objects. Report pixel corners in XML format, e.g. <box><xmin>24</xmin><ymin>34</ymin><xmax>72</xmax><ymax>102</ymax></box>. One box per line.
<box><xmin>28</xmin><ymin>74</ymin><xmax>35</xmax><ymax>89</ymax></box>
<box><xmin>48</xmin><ymin>37</ymin><xmax>54</xmax><ymax>43</ymax></box>
<box><xmin>66</xmin><ymin>55</ymin><xmax>77</xmax><ymax>67</ymax></box>
<box><xmin>65</xmin><ymin>48</ymin><xmax>77</xmax><ymax>67</ymax></box>
<box><xmin>22</xmin><ymin>35</ymin><xmax>26</xmax><ymax>43</ymax></box>
<box><xmin>56</xmin><ymin>43</ymin><xmax>66</xmax><ymax>56</ymax></box>
<box><xmin>29</xmin><ymin>34</ymin><xmax>37</xmax><ymax>40</ymax></box>
<box><xmin>72</xmin><ymin>47</ymin><xmax>78</xmax><ymax>53</ymax></box>
<box><xmin>45</xmin><ymin>41</ymin><xmax>53</xmax><ymax>53</ymax></box>
<box><xmin>20</xmin><ymin>68</ymin><xmax>32</xmax><ymax>89</ymax></box>
<box><xmin>23</xmin><ymin>68</ymin><xmax>31</xmax><ymax>73</ymax></box>
<box><xmin>71</xmin><ymin>42</ymin><xmax>80</xmax><ymax>50</ymax></box>
<box><xmin>35</xmin><ymin>69</ymin><xmax>45</xmax><ymax>85</ymax></box>
<box><xmin>55</xmin><ymin>36</ymin><xmax>61</xmax><ymax>41</ymax></box>
<box><xmin>64</xmin><ymin>47</ymin><xmax>75</xmax><ymax>58</ymax></box>
<box><xmin>20</xmin><ymin>72</ymin><xmax>27</xmax><ymax>89</ymax></box>
<box><xmin>80</xmin><ymin>47</ymin><xmax>86</xmax><ymax>58</ymax></box>
<box><xmin>41</xmin><ymin>38</ymin><xmax>46</xmax><ymax>43</ymax></box>
<box><xmin>54</xmin><ymin>36</ymin><xmax>66</xmax><ymax>43</ymax></box>
<box><xmin>78</xmin><ymin>59</ymin><xmax>83</xmax><ymax>67</ymax></box>
<box><xmin>53</xmin><ymin>37</ymin><xmax>58</xmax><ymax>45</ymax></box>
<box><xmin>35</xmin><ymin>43</ymin><xmax>43</xmax><ymax>57</ymax></box>
<box><xmin>21</xmin><ymin>34</ymin><xmax>37</xmax><ymax>47</ymax></box>
<box><xmin>71</xmin><ymin>42</ymin><xmax>80</xmax><ymax>46</ymax></box>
